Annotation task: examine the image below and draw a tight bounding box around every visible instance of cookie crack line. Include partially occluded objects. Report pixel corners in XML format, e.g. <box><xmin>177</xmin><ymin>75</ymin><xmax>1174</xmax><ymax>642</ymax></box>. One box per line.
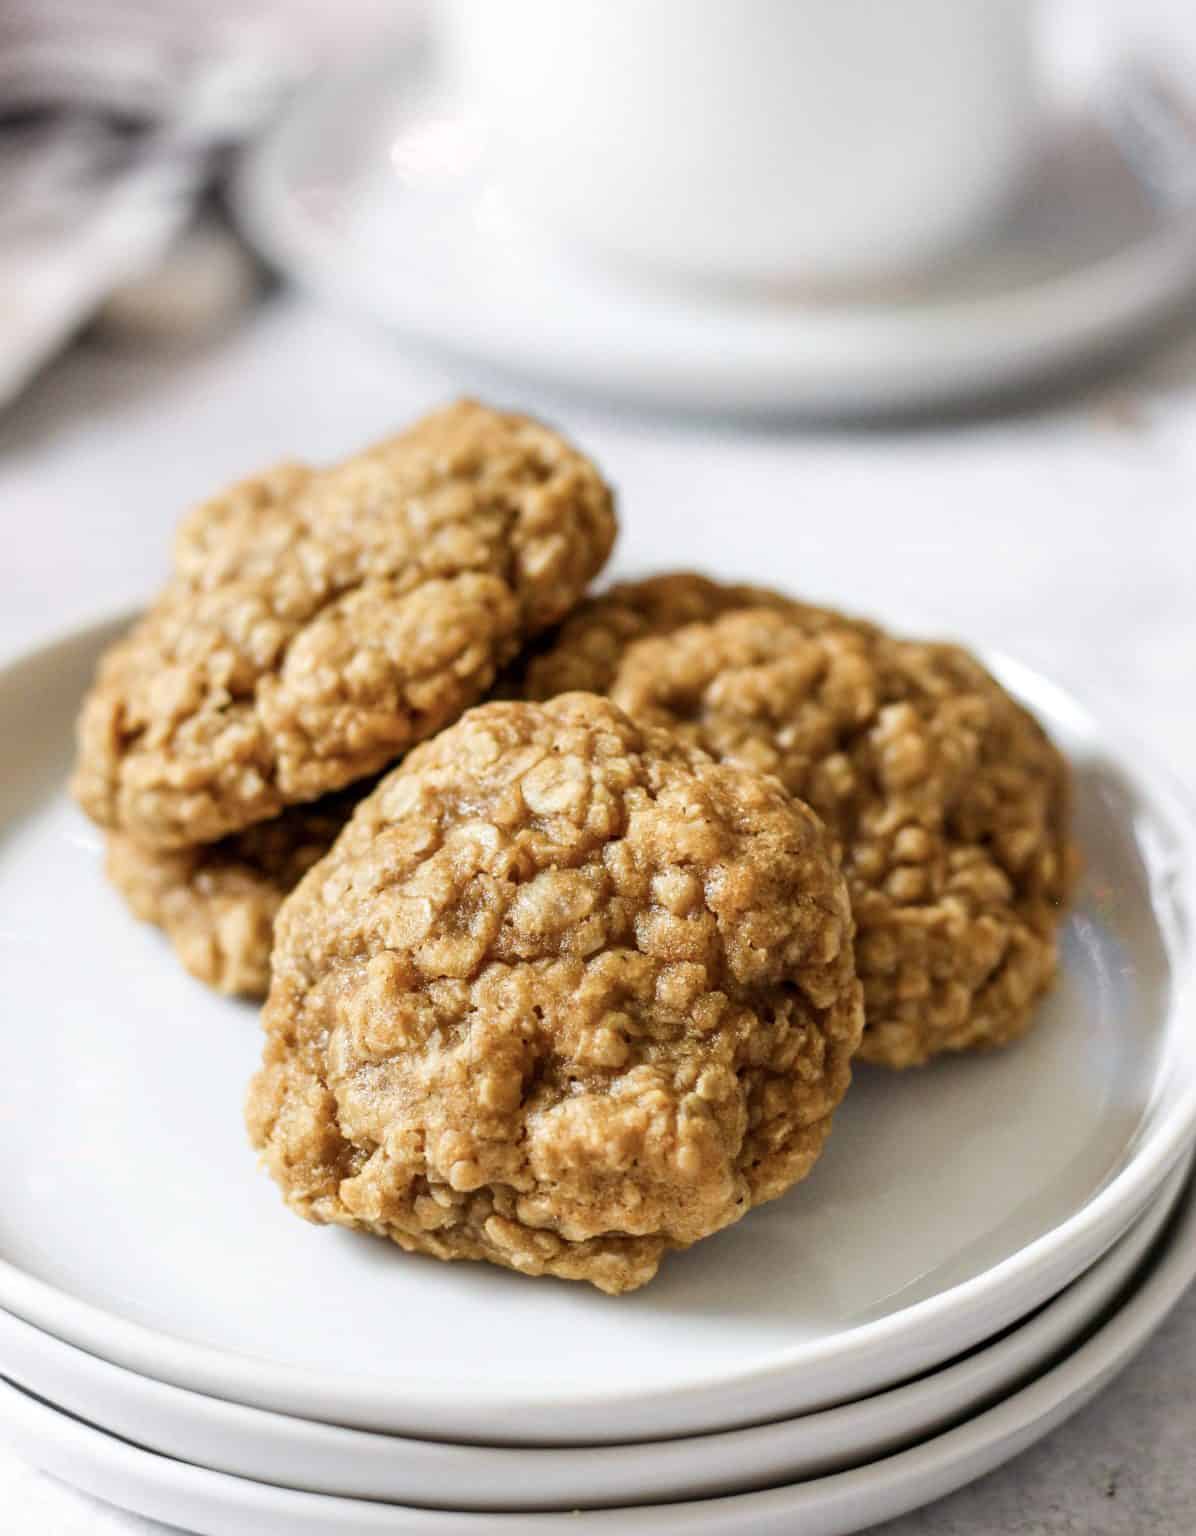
<box><xmin>261</xmin><ymin>462</ymin><xmax>531</xmax><ymax>732</ymax></box>
<box><xmin>72</xmin><ymin>401</ymin><xmax>618</xmax><ymax>849</ymax></box>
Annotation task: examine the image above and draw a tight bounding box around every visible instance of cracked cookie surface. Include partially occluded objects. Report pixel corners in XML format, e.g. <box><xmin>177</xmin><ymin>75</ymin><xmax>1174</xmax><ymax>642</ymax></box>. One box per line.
<box><xmin>73</xmin><ymin>401</ymin><xmax>617</xmax><ymax>849</ymax></box>
<box><xmin>106</xmin><ymin>790</ymin><xmax>358</xmax><ymax>998</ymax></box>
<box><xmin>608</xmin><ymin>608</ymin><xmax>1074</xmax><ymax>1068</ymax></box>
<box><xmin>246</xmin><ymin>693</ymin><xmax>862</xmax><ymax>1293</ymax></box>
<box><xmin>512</xmin><ymin>570</ymin><xmax>863</xmax><ymax>701</ymax></box>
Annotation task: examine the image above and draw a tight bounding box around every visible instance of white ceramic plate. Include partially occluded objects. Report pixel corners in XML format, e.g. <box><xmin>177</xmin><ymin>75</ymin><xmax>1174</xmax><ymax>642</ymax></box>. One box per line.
<box><xmin>1</xmin><ymin>1157</ymin><xmax>1187</xmax><ymax>1513</ymax></box>
<box><xmin>0</xmin><ymin>619</ymin><xmax>1194</xmax><ymax>1446</ymax></box>
<box><xmin>232</xmin><ymin>32</ymin><xmax>1196</xmax><ymax>417</ymax></box>
<box><xmin>4</xmin><ymin>1163</ymin><xmax>1196</xmax><ymax>1536</ymax></box>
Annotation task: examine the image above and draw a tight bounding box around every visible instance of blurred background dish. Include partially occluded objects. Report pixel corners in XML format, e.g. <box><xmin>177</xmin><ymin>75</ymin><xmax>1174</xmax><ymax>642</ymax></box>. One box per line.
<box><xmin>437</xmin><ymin>0</ymin><xmax>1038</xmax><ymax>290</ymax></box>
<box><xmin>233</xmin><ymin>2</ymin><xmax>1196</xmax><ymax>416</ymax></box>
<box><xmin>3</xmin><ymin>1</ymin><xmax>1195</xmax><ymax>417</ymax></box>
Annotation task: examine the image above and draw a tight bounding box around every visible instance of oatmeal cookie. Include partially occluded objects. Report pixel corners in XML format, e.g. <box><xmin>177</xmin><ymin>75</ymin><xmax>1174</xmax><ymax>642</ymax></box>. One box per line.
<box><xmin>511</xmin><ymin>571</ymin><xmax>865</xmax><ymax>700</ymax></box>
<box><xmin>106</xmin><ymin>790</ymin><xmax>358</xmax><ymax>998</ymax></box>
<box><xmin>609</xmin><ymin>609</ymin><xmax>1074</xmax><ymax>1069</ymax></box>
<box><xmin>246</xmin><ymin>694</ymin><xmax>862</xmax><ymax>1293</ymax></box>
<box><xmin>73</xmin><ymin>401</ymin><xmax>617</xmax><ymax>850</ymax></box>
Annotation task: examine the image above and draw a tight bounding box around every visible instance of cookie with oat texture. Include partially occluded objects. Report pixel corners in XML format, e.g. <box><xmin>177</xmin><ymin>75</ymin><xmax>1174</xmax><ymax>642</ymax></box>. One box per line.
<box><xmin>607</xmin><ymin>607</ymin><xmax>1074</xmax><ymax>1068</ymax></box>
<box><xmin>74</xmin><ymin>400</ymin><xmax>617</xmax><ymax>850</ymax></box>
<box><xmin>246</xmin><ymin>693</ymin><xmax>863</xmax><ymax>1293</ymax></box>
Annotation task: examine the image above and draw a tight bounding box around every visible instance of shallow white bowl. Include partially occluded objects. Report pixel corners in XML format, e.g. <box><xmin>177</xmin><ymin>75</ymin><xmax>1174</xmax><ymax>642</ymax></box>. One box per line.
<box><xmin>0</xmin><ymin>1157</ymin><xmax>1187</xmax><ymax>1512</ymax></box>
<box><xmin>0</xmin><ymin>619</ymin><xmax>1193</xmax><ymax>1445</ymax></box>
<box><xmin>3</xmin><ymin>1164</ymin><xmax>1195</xmax><ymax>1536</ymax></box>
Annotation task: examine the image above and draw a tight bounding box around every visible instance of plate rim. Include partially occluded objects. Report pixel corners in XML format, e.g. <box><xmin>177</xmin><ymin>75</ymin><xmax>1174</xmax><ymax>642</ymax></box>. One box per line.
<box><xmin>0</xmin><ymin>1156</ymin><xmax>1187</xmax><ymax>1511</ymax></box>
<box><xmin>2</xmin><ymin>1160</ymin><xmax>1195</xmax><ymax>1535</ymax></box>
<box><xmin>1</xmin><ymin>612</ymin><xmax>1194</xmax><ymax>1442</ymax></box>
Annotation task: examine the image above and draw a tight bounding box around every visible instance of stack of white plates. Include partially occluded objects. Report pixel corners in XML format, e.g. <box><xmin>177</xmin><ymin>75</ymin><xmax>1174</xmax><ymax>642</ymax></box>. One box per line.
<box><xmin>1</xmin><ymin>617</ymin><xmax>1195</xmax><ymax>1536</ymax></box>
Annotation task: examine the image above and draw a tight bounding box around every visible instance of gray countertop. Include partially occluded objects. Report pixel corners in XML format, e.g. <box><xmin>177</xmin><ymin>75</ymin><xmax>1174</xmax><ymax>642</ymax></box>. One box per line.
<box><xmin>876</xmin><ymin>1284</ymin><xmax>1196</xmax><ymax>1536</ymax></box>
<box><xmin>1</xmin><ymin>296</ymin><xmax>1194</xmax><ymax>1534</ymax></box>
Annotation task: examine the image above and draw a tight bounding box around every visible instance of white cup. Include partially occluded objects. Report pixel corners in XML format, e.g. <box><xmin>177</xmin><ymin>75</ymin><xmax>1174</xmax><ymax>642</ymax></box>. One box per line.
<box><xmin>438</xmin><ymin>0</ymin><xmax>1037</xmax><ymax>290</ymax></box>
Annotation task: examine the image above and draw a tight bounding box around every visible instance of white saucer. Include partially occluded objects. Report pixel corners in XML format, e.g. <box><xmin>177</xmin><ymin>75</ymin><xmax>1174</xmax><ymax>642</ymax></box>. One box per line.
<box><xmin>3</xmin><ymin>1161</ymin><xmax>1195</xmax><ymax>1536</ymax></box>
<box><xmin>0</xmin><ymin>617</ymin><xmax>1194</xmax><ymax>1447</ymax></box>
<box><xmin>0</xmin><ymin>1157</ymin><xmax>1186</xmax><ymax>1513</ymax></box>
<box><xmin>233</xmin><ymin>33</ymin><xmax>1196</xmax><ymax>416</ymax></box>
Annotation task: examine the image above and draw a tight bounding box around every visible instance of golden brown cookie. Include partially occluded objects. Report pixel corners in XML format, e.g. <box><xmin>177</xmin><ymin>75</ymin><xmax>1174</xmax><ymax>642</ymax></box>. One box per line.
<box><xmin>608</xmin><ymin>608</ymin><xmax>1075</xmax><ymax>1069</ymax></box>
<box><xmin>511</xmin><ymin>570</ymin><xmax>864</xmax><ymax>700</ymax></box>
<box><xmin>73</xmin><ymin>401</ymin><xmax>617</xmax><ymax>850</ymax></box>
<box><xmin>105</xmin><ymin>791</ymin><xmax>359</xmax><ymax>998</ymax></box>
<box><xmin>246</xmin><ymin>694</ymin><xmax>862</xmax><ymax>1294</ymax></box>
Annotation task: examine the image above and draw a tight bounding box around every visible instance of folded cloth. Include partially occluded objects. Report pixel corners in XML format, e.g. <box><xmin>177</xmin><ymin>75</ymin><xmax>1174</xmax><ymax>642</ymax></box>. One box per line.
<box><xmin>0</xmin><ymin>0</ymin><xmax>398</xmax><ymax>406</ymax></box>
